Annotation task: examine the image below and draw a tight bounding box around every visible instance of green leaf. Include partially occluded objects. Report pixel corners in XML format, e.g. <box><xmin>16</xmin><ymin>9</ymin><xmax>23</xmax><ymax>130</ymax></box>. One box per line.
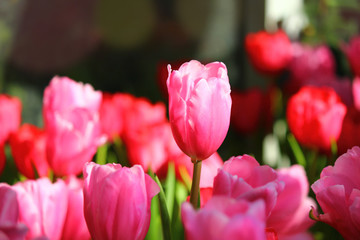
<box><xmin>165</xmin><ymin>163</ymin><xmax>176</xmax><ymax>221</ymax></box>
<box><xmin>287</xmin><ymin>134</ymin><xmax>306</xmax><ymax>168</ymax></box>
<box><xmin>95</xmin><ymin>143</ymin><xmax>108</xmax><ymax>165</ymax></box>
<box><xmin>154</xmin><ymin>174</ymin><xmax>172</xmax><ymax>240</ymax></box>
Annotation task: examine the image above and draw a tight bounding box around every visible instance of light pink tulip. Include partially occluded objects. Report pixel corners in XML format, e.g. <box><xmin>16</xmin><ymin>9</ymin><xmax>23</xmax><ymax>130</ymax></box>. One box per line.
<box><xmin>0</xmin><ymin>94</ymin><xmax>22</xmax><ymax>144</ymax></box>
<box><xmin>312</xmin><ymin>146</ymin><xmax>360</xmax><ymax>239</ymax></box>
<box><xmin>62</xmin><ymin>176</ymin><xmax>90</xmax><ymax>240</ymax></box>
<box><xmin>0</xmin><ymin>183</ymin><xmax>28</xmax><ymax>240</ymax></box>
<box><xmin>43</xmin><ymin>76</ymin><xmax>105</xmax><ymax>176</ymax></box>
<box><xmin>167</xmin><ymin>60</ymin><xmax>232</xmax><ymax>160</ymax></box>
<box><xmin>83</xmin><ymin>162</ymin><xmax>160</xmax><ymax>240</ymax></box>
<box><xmin>182</xmin><ymin>196</ymin><xmax>268</xmax><ymax>240</ymax></box>
<box><xmin>212</xmin><ymin>155</ymin><xmax>284</xmax><ymax>217</ymax></box>
<box><xmin>12</xmin><ymin>178</ymin><xmax>68</xmax><ymax>240</ymax></box>
<box><xmin>267</xmin><ymin>165</ymin><xmax>316</xmax><ymax>239</ymax></box>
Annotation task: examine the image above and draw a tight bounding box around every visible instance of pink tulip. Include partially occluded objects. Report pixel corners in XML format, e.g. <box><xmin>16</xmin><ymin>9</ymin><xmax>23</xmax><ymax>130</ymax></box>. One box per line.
<box><xmin>62</xmin><ymin>176</ymin><xmax>90</xmax><ymax>240</ymax></box>
<box><xmin>43</xmin><ymin>76</ymin><xmax>105</xmax><ymax>176</ymax></box>
<box><xmin>352</xmin><ymin>77</ymin><xmax>360</xmax><ymax>111</ymax></box>
<box><xmin>167</xmin><ymin>60</ymin><xmax>232</xmax><ymax>160</ymax></box>
<box><xmin>0</xmin><ymin>94</ymin><xmax>22</xmax><ymax>144</ymax></box>
<box><xmin>267</xmin><ymin>165</ymin><xmax>316</xmax><ymax>239</ymax></box>
<box><xmin>12</xmin><ymin>178</ymin><xmax>68</xmax><ymax>240</ymax></box>
<box><xmin>83</xmin><ymin>162</ymin><xmax>160</xmax><ymax>240</ymax></box>
<box><xmin>0</xmin><ymin>183</ymin><xmax>28</xmax><ymax>239</ymax></box>
<box><xmin>312</xmin><ymin>146</ymin><xmax>360</xmax><ymax>239</ymax></box>
<box><xmin>9</xmin><ymin>124</ymin><xmax>50</xmax><ymax>179</ymax></box>
<box><xmin>342</xmin><ymin>36</ymin><xmax>360</xmax><ymax>77</ymax></box>
<box><xmin>212</xmin><ymin>155</ymin><xmax>284</xmax><ymax>217</ymax></box>
<box><xmin>182</xmin><ymin>196</ymin><xmax>268</xmax><ymax>240</ymax></box>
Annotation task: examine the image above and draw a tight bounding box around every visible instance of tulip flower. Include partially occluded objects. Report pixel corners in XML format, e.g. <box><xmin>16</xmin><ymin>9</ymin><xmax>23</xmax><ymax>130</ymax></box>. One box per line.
<box><xmin>62</xmin><ymin>176</ymin><xmax>90</xmax><ymax>240</ymax></box>
<box><xmin>43</xmin><ymin>76</ymin><xmax>105</xmax><ymax>176</ymax></box>
<box><xmin>286</xmin><ymin>86</ymin><xmax>347</xmax><ymax>151</ymax></box>
<box><xmin>9</xmin><ymin>124</ymin><xmax>50</xmax><ymax>179</ymax></box>
<box><xmin>212</xmin><ymin>155</ymin><xmax>284</xmax><ymax>217</ymax></box>
<box><xmin>83</xmin><ymin>162</ymin><xmax>160</xmax><ymax>240</ymax></box>
<box><xmin>12</xmin><ymin>178</ymin><xmax>68</xmax><ymax>240</ymax></box>
<box><xmin>0</xmin><ymin>94</ymin><xmax>22</xmax><ymax>144</ymax></box>
<box><xmin>267</xmin><ymin>165</ymin><xmax>316</xmax><ymax>239</ymax></box>
<box><xmin>0</xmin><ymin>183</ymin><xmax>28</xmax><ymax>239</ymax></box>
<box><xmin>337</xmin><ymin>107</ymin><xmax>360</xmax><ymax>154</ymax></box>
<box><xmin>311</xmin><ymin>146</ymin><xmax>360</xmax><ymax>239</ymax></box>
<box><xmin>0</xmin><ymin>145</ymin><xmax>5</xmax><ymax>176</ymax></box>
<box><xmin>99</xmin><ymin>92</ymin><xmax>135</xmax><ymax>141</ymax></box>
<box><xmin>167</xmin><ymin>60</ymin><xmax>231</xmax><ymax>207</ymax></box>
<box><xmin>245</xmin><ymin>30</ymin><xmax>292</xmax><ymax>76</ymax></box>
<box><xmin>342</xmin><ymin>36</ymin><xmax>360</xmax><ymax>77</ymax></box>
<box><xmin>182</xmin><ymin>196</ymin><xmax>268</xmax><ymax>240</ymax></box>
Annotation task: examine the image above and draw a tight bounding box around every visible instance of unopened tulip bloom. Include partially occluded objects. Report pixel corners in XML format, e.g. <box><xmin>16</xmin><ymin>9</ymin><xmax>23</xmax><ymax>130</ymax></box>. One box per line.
<box><xmin>0</xmin><ymin>94</ymin><xmax>22</xmax><ymax>144</ymax></box>
<box><xmin>12</xmin><ymin>178</ymin><xmax>68</xmax><ymax>240</ymax></box>
<box><xmin>83</xmin><ymin>162</ymin><xmax>160</xmax><ymax>240</ymax></box>
<box><xmin>62</xmin><ymin>176</ymin><xmax>90</xmax><ymax>240</ymax></box>
<box><xmin>43</xmin><ymin>76</ymin><xmax>105</xmax><ymax>176</ymax></box>
<box><xmin>167</xmin><ymin>60</ymin><xmax>231</xmax><ymax>161</ymax></box>
<box><xmin>0</xmin><ymin>183</ymin><xmax>28</xmax><ymax>239</ymax></box>
<box><xmin>9</xmin><ymin>124</ymin><xmax>49</xmax><ymax>179</ymax></box>
<box><xmin>287</xmin><ymin>86</ymin><xmax>347</xmax><ymax>151</ymax></box>
<box><xmin>245</xmin><ymin>30</ymin><xmax>292</xmax><ymax>76</ymax></box>
<box><xmin>182</xmin><ymin>196</ymin><xmax>268</xmax><ymax>240</ymax></box>
<box><xmin>312</xmin><ymin>146</ymin><xmax>360</xmax><ymax>239</ymax></box>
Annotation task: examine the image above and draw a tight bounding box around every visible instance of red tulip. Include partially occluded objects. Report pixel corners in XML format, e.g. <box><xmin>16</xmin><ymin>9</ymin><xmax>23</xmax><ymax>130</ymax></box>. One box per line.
<box><xmin>0</xmin><ymin>94</ymin><xmax>22</xmax><ymax>144</ymax></box>
<box><xmin>43</xmin><ymin>76</ymin><xmax>105</xmax><ymax>176</ymax></box>
<box><xmin>286</xmin><ymin>86</ymin><xmax>347</xmax><ymax>151</ymax></box>
<box><xmin>9</xmin><ymin>124</ymin><xmax>50</xmax><ymax>179</ymax></box>
<box><xmin>99</xmin><ymin>92</ymin><xmax>135</xmax><ymax>141</ymax></box>
<box><xmin>337</xmin><ymin>107</ymin><xmax>360</xmax><ymax>155</ymax></box>
<box><xmin>167</xmin><ymin>60</ymin><xmax>232</xmax><ymax>161</ymax></box>
<box><xmin>245</xmin><ymin>30</ymin><xmax>292</xmax><ymax>76</ymax></box>
<box><xmin>230</xmin><ymin>88</ymin><xmax>263</xmax><ymax>134</ymax></box>
<box><xmin>0</xmin><ymin>145</ymin><xmax>4</xmax><ymax>176</ymax></box>
<box><xmin>83</xmin><ymin>162</ymin><xmax>160</xmax><ymax>240</ymax></box>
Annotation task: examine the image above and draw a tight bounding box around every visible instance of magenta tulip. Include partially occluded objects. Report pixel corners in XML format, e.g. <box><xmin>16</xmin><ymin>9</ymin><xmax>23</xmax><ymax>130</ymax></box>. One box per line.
<box><xmin>43</xmin><ymin>76</ymin><xmax>105</xmax><ymax>176</ymax></box>
<box><xmin>62</xmin><ymin>176</ymin><xmax>90</xmax><ymax>240</ymax></box>
<box><xmin>83</xmin><ymin>162</ymin><xmax>160</xmax><ymax>240</ymax></box>
<box><xmin>12</xmin><ymin>178</ymin><xmax>68</xmax><ymax>240</ymax></box>
<box><xmin>167</xmin><ymin>60</ymin><xmax>232</xmax><ymax>161</ymax></box>
<box><xmin>0</xmin><ymin>145</ymin><xmax>4</xmax><ymax>176</ymax></box>
<box><xmin>312</xmin><ymin>146</ymin><xmax>360</xmax><ymax>239</ymax></box>
<box><xmin>0</xmin><ymin>94</ymin><xmax>22</xmax><ymax>144</ymax></box>
<box><xmin>0</xmin><ymin>183</ymin><xmax>28</xmax><ymax>239</ymax></box>
<box><xmin>212</xmin><ymin>155</ymin><xmax>284</xmax><ymax>217</ymax></box>
<box><xmin>267</xmin><ymin>165</ymin><xmax>316</xmax><ymax>239</ymax></box>
<box><xmin>182</xmin><ymin>196</ymin><xmax>268</xmax><ymax>240</ymax></box>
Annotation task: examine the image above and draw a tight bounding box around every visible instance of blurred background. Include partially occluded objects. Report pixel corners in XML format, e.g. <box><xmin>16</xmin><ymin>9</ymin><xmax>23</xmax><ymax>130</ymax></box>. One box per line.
<box><xmin>0</xmin><ymin>0</ymin><xmax>359</xmax><ymax>160</ymax></box>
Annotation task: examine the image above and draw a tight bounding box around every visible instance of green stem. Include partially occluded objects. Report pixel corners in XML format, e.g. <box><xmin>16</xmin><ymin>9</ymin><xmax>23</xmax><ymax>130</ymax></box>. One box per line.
<box><xmin>189</xmin><ymin>159</ymin><xmax>202</xmax><ymax>209</ymax></box>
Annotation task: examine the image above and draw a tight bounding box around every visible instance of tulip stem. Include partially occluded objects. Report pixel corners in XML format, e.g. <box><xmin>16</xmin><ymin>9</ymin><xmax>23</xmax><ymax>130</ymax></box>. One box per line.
<box><xmin>189</xmin><ymin>159</ymin><xmax>202</xmax><ymax>208</ymax></box>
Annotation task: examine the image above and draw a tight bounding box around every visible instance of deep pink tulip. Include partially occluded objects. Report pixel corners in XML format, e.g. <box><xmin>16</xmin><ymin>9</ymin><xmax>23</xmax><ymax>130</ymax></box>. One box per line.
<box><xmin>167</xmin><ymin>60</ymin><xmax>232</xmax><ymax>160</ymax></box>
<box><xmin>352</xmin><ymin>77</ymin><xmax>360</xmax><ymax>111</ymax></box>
<box><xmin>287</xmin><ymin>86</ymin><xmax>347</xmax><ymax>151</ymax></box>
<box><xmin>43</xmin><ymin>76</ymin><xmax>105</xmax><ymax>176</ymax></box>
<box><xmin>62</xmin><ymin>176</ymin><xmax>90</xmax><ymax>240</ymax></box>
<box><xmin>311</xmin><ymin>146</ymin><xmax>360</xmax><ymax>239</ymax></box>
<box><xmin>99</xmin><ymin>92</ymin><xmax>135</xmax><ymax>141</ymax></box>
<box><xmin>267</xmin><ymin>165</ymin><xmax>316</xmax><ymax>239</ymax></box>
<box><xmin>12</xmin><ymin>178</ymin><xmax>68</xmax><ymax>240</ymax></box>
<box><xmin>83</xmin><ymin>162</ymin><xmax>160</xmax><ymax>240</ymax></box>
<box><xmin>0</xmin><ymin>94</ymin><xmax>22</xmax><ymax>144</ymax></box>
<box><xmin>0</xmin><ymin>183</ymin><xmax>28</xmax><ymax>239</ymax></box>
<box><xmin>212</xmin><ymin>155</ymin><xmax>284</xmax><ymax>217</ymax></box>
<box><xmin>9</xmin><ymin>124</ymin><xmax>50</xmax><ymax>179</ymax></box>
<box><xmin>182</xmin><ymin>196</ymin><xmax>268</xmax><ymax>240</ymax></box>
<box><xmin>342</xmin><ymin>36</ymin><xmax>360</xmax><ymax>77</ymax></box>
<box><xmin>245</xmin><ymin>30</ymin><xmax>292</xmax><ymax>76</ymax></box>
